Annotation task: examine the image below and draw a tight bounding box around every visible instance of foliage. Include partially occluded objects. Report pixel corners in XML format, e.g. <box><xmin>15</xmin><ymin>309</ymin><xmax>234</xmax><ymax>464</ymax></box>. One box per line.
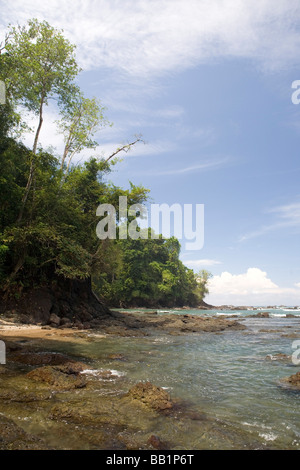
<box><xmin>93</xmin><ymin>235</ymin><xmax>209</xmax><ymax>307</ymax></box>
<box><xmin>0</xmin><ymin>18</ymin><xmax>211</xmax><ymax>306</ymax></box>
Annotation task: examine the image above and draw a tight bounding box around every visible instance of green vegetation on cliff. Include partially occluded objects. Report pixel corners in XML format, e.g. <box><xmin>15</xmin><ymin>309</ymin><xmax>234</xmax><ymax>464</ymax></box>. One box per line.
<box><xmin>0</xmin><ymin>19</ymin><xmax>210</xmax><ymax>313</ymax></box>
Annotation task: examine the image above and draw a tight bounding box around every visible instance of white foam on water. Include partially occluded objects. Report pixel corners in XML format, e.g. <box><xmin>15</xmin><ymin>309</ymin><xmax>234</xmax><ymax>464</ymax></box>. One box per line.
<box><xmin>81</xmin><ymin>368</ymin><xmax>125</xmax><ymax>378</ymax></box>
<box><xmin>259</xmin><ymin>432</ymin><xmax>278</xmax><ymax>442</ymax></box>
<box><xmin>270</xmin><ymin>314</ymin><xmax>286</xmax><ymax>318</ymax></box>
<box><xmin>216</xmin><ymin>312</ymin><xmax>241</xmax><ymax>316</ymax></box>
<box><xmin>281</xmin><ymin>308</ymin><xmax>300</xmax><ymax>312</ymax></box>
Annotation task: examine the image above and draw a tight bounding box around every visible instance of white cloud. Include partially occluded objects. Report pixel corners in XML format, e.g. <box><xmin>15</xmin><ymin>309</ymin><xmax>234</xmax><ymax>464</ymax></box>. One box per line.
<box><xmin>207</xmin><ymin>268</ymin><xmax>300</xmax><ymax>306</ymax></box>
<box><xmin>184</xmin><ymin>259</ymin><xmax>222</xmax><ymax>269</ymax></box>
<box><xmin>28</xmin><ymin>113</ymin><xmax>63</xmax><ymax>152</ymax></box>
<box><xmin>2</xmin><ymin>0</ymin><xmax>300</xmax><ymax>78</ymax></box>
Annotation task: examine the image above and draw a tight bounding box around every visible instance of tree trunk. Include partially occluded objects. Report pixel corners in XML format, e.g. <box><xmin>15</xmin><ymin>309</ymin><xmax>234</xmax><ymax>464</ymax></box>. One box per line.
<box><xmin>16</xmin><ymin>96</ymin><xmax>45</xmax><ymax>224</ymax></box>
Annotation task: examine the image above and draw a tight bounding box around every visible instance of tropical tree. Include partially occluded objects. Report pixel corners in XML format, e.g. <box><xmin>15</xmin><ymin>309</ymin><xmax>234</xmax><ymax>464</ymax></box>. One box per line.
<box><xmin>1</xmin><ymin>19</ymin><xmax>80</xmax><ymax>222</ymax></box>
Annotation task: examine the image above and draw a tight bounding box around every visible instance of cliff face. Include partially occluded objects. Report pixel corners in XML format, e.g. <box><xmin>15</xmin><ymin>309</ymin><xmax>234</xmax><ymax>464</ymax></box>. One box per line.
<box><xmin>0</xmin><ymin>277</ymin><xmax>111</xmax><ymax>327</ymax></box>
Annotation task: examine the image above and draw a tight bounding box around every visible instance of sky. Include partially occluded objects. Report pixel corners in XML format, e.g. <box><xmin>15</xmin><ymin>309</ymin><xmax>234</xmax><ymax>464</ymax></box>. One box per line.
<box><xmin>1</xmin><ymin>0</ymin><xmax>300</xmax><ymax>306</ymax></box>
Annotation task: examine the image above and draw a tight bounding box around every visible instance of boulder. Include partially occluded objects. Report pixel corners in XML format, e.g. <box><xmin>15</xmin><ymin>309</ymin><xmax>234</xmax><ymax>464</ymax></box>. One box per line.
<box><xmin>281</xmin><ymin>371</ymin><xmax>300</xmax><ymax>389</ymax></box>
<box><xmin>26</xmin><ymin>365</ymin><xmax>86</xmax><ymax>390</ymax></box>
<box><xmin>126</xmin><ymin>382</ymin><xmax>173</xmax><ymax>412</ymax></box>
<box><xmin>0</xmin><ymin>414</ymin><xmax>48</xmax><ymax>450</ymax></box>
<box><xmin>10</xmin><ymin>351</ymin><xmax>77</xmax><ymax>366</ymax></box>
<box><xmin>49</xmin><ymin>313</ymin><xmax>61</xmax><ymax>327</ymax></box>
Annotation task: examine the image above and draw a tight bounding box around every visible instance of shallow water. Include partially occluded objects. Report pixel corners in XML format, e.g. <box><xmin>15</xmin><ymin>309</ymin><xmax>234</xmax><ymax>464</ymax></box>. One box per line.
<box><xmin>2</xmin><ymin>309</ymin><xmax>300</xmax><ymax>449</ymax></box>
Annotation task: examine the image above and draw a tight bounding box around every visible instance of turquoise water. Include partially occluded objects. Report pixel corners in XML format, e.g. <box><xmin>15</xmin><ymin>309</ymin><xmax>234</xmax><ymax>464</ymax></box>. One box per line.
<box><xmin>83</xmin><ymin>309</ymin><xmax>300</xmax><ymax>449</ymax></box>
<box><xmin>31</xmin><ymin>308</ymin><xmax>299</xmax><ymax>449</ymax></box>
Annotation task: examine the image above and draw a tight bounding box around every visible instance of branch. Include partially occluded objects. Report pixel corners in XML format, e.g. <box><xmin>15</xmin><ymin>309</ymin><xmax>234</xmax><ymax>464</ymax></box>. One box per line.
<box><xmin>105</xmin><ymin>136</ymin><xmax>144</xmax><ymax>163</ymax></box>
<box><xmin>0</xmin><ymin>32</ymin><xmax>12</xmax><ymax>54</ymax></box>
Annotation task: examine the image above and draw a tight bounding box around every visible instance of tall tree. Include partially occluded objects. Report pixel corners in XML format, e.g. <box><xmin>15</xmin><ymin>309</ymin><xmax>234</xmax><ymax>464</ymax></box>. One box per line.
<box><xmin>1</xmin><ymin>19</ymin><xmax>80</xmax><ymax>222</ymax></box>
<box><xmin>58</xmin><ymin>91</ymin><xmax>110</xmax><ymax>177</ymax></box>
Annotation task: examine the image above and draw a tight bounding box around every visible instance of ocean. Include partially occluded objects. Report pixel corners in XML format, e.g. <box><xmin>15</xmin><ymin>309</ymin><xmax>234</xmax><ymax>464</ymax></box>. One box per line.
<box><xmin>70</xmin><ymin>308</ymin><xmax>300</xmax><ymax>449</ymax></box>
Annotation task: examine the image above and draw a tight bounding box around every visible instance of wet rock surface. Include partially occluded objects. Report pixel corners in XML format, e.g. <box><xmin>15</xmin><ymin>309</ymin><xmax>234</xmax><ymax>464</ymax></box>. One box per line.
<box><xmin>26</xmin><ymin>365</ymin><xmax>87</xmax><ymax>390</ymax></box>
<box><xmin>1</xmin><ymin>310</ymin><xmax>296</xmax><ymax>450</ymax></box>
<box><xmin>10</xmin><ymin>351</ymin><xmax>82</xmax><ymax>367</ymax></box>
<box><xmin>95</xmin><ymin>311</ymin><xmax>247</xmax><ymax>337</ymax></box>
<box><xmin>0</xmin><ymin>414</ymin><xmax>48</xmax><ymax>450</ymax></box>
<box><xmin>281</xmin><ymin>371</ymin><xmax>300</xmax><ymax>389</ymax></box>
<box><xmin>126</xmin><ymin>382</ymin><xmax>174</xmax><ymax>412</ymax></box>
<box><xmin>265</xmin><ymin>353</ymin><xmax>291</xmax><ymax>362</ymax></box>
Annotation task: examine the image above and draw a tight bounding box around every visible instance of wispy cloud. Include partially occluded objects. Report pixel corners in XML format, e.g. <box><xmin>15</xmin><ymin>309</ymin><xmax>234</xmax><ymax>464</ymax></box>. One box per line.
<box><xmin>143</xmin><ymin>157</ymin><xmax>229</xmax><ymax>177</ymax></box>
<box><xmin>184</xmin><ymin>259</ymin><xmax>222</xmax><ymax>269</ymax></box>
<box><xmin>2</xmin><ymin>0</ymin><xmax>300</xmax><ymax>79</ymax></box>
<box><xmin>240</xmin><ymin>201</ymin><xmax>300</xmax><ymax>242</ymax></box>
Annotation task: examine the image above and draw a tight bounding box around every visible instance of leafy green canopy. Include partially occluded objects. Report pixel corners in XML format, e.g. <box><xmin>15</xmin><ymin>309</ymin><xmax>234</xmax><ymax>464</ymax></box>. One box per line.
<box><xmin>93</xmin><ymin>235</ymin><xmax>210</xmax><ymax>307</ymax></box>
<box><xmin>0</xmin><ymin>19</ymin><xmax>210</xmax><ymax>306</ymax></box>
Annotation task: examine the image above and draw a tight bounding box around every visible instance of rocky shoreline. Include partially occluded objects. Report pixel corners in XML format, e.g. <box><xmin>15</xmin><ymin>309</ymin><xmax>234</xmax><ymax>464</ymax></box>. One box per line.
<box><xmin>0</xmin><ymin>311</ymin><xmax>298</xmax><ymax>450</ymax></box>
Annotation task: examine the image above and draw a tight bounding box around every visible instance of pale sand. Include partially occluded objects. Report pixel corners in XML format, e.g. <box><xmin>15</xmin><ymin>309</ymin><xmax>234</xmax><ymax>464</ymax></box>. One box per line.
<box><xmin>0</xmin><ymin>319</ymin><xmax>94</xmax><ymax>343</ymax></box>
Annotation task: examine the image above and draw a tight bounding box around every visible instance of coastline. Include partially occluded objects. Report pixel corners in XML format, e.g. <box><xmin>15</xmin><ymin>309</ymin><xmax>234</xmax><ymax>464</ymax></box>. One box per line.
<box><xmin>0</xmin><ymin>310</ymin><xmax>299</xmax><ymax>450</ymax></box>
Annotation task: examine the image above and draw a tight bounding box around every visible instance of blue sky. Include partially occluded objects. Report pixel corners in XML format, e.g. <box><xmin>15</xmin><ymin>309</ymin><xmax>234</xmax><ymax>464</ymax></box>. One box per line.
<box><xmin>1</xmin><ymin>0</ymin><xmax>300</xmax><ymax>306</ymax></box>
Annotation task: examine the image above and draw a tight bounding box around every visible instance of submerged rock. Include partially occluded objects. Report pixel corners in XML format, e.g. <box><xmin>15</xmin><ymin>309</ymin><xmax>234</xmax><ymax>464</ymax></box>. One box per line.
<box><xmin>147</xmin><ymin>434</ymin><xmax>169</xmax><ymax>450</ymax></box>
<box><xmin>26</xmin><ymin>365</ymin><xmax>86</xmax><ymax>390</ymax></box>
<box><xmin>250</xmin><ymin>312</ymin><xmax>270</xmax><ymax>318</ymax></box>
<box><xmin>266</xmin><ymin>353</ymin><xmax>291</xmax><ymax>362</ymax></box>
<box><xmin>126</xmin><ymin>382</ymin><xmax>173</xmax><ymax>412</ymax></box>
<box><xmin>281</xmin><ymin>371</ymin><xmax>300</xmax><ymax>389</ymax></box>
<box><xmin>0</xmin><ymin>415</ymin><xmax>48</xmax><ymax>450</ymax></box>
<box><xmin>108</xmin><ymin>353</ymin><xmax>126</xmax><ymax>361</ymax></box>
<box><xmin>10</xmin><ymin>351</ymin><xmax>81</xmax><ymax>367</ymax></box>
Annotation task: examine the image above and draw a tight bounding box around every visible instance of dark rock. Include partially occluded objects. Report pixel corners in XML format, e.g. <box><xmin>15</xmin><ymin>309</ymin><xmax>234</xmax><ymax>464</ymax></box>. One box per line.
<box><xmin>250</xmin><ymin>312</ymin><xmax>270</xmax><ymax>318</ymax></box>
<box><xmin>9</xmin><ymin>351</ymin><xmax>79</xmax><ymax>367</ymax></box>
<box><xmin>108</xmin><ymin>354</ymin><xmax>126</xmax><ymax>361</ymax></box>
<box><xmin>265</xmin><ymin>353</ymin><xmax>291</xmax><ymax>362</ymax></box>
<box><xmin>49</xmin><ymin>313</ymin><xmax>61</xmax><ymax>327</ymax></box>
<box><xmin>0</xmin><ymin>414</ymin><xmax>48</xmax><ymax>450</ymax></box>
<box><xmin>281</xmin><ymin>333</ymin><xmax>299</xmax><ymax>339</ymax></box>
<box><xmin>0</xmin><ymin>277</ymin><xmax>111</xmax><ymax>327</ymax></box>
<box><xmin>2</xmin><ymin>340</ymin><xmax>23</xmax><ymax>353</ymax></box>
<box><xmin>0</xmin><ymin>389</ymin><xmax>52</xmax><ymax>403</ymax></box>
<box><xmin>281</xmin><ymin>371</ymin><xmax>300</xmax><ymax>389</ymax></box>
<box><xmin>26</xmin><ymin>365</ymin><xmax>87</xmax><ymax>390</ymax></box>
<box><xmin>55</xmin><ymin>361</ymin><xmax>87</xmax><ymax>375</ymax></box>
<box><xmin>126</xmin><ymin>382</ymin><xmax>173</xmax><ymax>412</ymax></box>
<box><xmin>147</xmin><ymin>434</ymin><xmax>169</xmax><ymax>450</ymax></box>
<box><xmin>60</xmin><ymin>317</ymin><xmax>72</xmax><ymax>325</ymax></box>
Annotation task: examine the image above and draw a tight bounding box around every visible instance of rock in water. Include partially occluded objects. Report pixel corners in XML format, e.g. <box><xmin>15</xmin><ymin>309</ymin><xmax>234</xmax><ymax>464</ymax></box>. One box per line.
<box><xmin>281</xmin><ymin>371</ymin><xmax>300</xmax><ymax>389</ymax></box>
<box><xmin>26</xmin><ymin>365</ymin><xmax>86</xmax><ymax>390</ymax></box>
<box><xmin>126</xmin><ymin>382</ymin><xmax>173</xmax><ymax>412</ymax></box>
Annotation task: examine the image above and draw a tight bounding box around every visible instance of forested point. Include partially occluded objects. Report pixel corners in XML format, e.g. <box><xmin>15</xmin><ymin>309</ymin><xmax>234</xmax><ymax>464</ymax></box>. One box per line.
<box><xmin>0</xmin><ymin>19</ymin><xmax>211</xmax><ymax>325</ymax></box>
